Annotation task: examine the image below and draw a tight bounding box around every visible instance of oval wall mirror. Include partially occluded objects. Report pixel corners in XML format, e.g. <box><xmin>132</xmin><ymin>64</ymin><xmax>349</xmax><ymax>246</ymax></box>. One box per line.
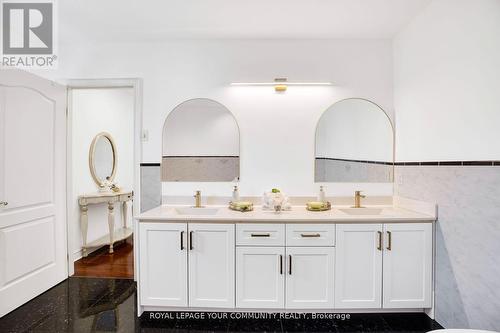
<box><xmin>89</xmin><ymin>132</ymin><xmax>117</xmax><ymax>188</ymax></box>
<box><xmin>315</xmin><ymin>98</ymin><xmax>394</xmax><ymax>183</ymax></box>
<box><xmin>162</xmin><ymin>98</ymin><xmax>240</xmax><ymax>182</ymax></box>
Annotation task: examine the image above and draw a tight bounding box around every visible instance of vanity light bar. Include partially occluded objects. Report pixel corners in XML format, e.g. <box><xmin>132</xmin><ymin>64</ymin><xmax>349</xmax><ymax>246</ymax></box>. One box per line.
<box><xmin>230</xmin><ymin>78</ymin><xmax>333</xmax><ymax>92</ymax></box>
<box><xmin>230</xmin><ymin>82</ymin><xmax>334</xmax><ymax>86</ymax></box>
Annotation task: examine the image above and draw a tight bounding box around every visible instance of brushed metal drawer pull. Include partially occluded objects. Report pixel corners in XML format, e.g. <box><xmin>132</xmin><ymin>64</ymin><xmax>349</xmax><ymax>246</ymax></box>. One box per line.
<box><xmin>377</xmin><ymin>231</ymin><xmax>382</xmax><ymax>251</ymax></box>
<box><xmin>300</xmin><ymin>233</ymin><xmax>321</xmax><ymax>238</ymax></box>
<box><xmin>251</xmin><ymin>233</ymin><xmax>270</xmax><ymax>237</ymax></box>
<box><xmin>386</xmin><ymin>231</ymin><xmax>392</xmax><ymax>251</ymax></box>
<box><xmin>180</xmin><ymin>231</ymin><xmax>184</xmax><ymax>250</ymax></box>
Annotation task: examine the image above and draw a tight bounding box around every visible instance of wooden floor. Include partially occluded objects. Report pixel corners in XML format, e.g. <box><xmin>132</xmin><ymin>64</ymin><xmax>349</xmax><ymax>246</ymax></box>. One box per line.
<box><xmin>73</xmin><ymin>238</ymin><xmax>134</xmax><ymax>279</ymax></box>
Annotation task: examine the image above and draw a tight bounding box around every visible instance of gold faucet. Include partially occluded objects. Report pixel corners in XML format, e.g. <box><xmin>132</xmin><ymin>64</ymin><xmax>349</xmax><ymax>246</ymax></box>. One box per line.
<box><xmin>353</xmin><ymin>191</ymin><xmax>366</xmax><ymax>208</ymax></box>
<box><xmin>194</xmin><ymin>190</ymin><xmax>202</xmax><ymax>208</ymax></box>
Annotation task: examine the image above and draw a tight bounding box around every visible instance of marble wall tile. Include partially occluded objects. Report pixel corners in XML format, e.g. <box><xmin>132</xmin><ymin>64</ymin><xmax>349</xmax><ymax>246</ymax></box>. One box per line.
<box><xmin>161</xmin><ymin>157</ymin><xmax>239</xmax><ymax>182</ymax></box>
<box><xmin>395</xmin><ymin>166</ymin><xmax>500</xmax><ymax>331</ymax></box>
<box><xmin>315</xmin><ymin>159</ymin><xmax>393</xmax><ymax>183</ymax></box>
<box><xmin>140</xmin><ymin>165</ymin><xmax>161</xmax><ymax>213</ymax></box>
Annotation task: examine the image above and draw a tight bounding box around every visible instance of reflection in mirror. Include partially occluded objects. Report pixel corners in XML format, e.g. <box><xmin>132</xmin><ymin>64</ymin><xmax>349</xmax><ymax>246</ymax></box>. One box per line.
<box><xmin>89</xmin><ymin>132</ymin><xmax>117</xmax><ymax>188</ymax></box>
<box><xmin>315</xmin><ymin>98</ymin><xmax>394</xmax><ymax>183</ymax></box>
<box><xmin>162</xmin><ymin>98</ymin><xmax>240</xmax><ymax>182</ymax></box>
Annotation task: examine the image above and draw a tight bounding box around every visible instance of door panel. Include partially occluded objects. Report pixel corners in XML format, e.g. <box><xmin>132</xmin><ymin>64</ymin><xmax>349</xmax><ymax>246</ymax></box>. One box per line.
<box><xmin>3</xmin><ymin>87</ymin><xmax>54</xmax><ymax>209</ymax></box>
<box><xmin>139</xmin><ymin>223</ymin><xmax>187</xmax><ymax>307</ymax></box>
<box><xmin>236</xmin><ymin>247</ymin><xmax>284</xmax><ymax>308</ymax></box>
<box><xmin>383</xmin><ymin>223</ymin><xmax>432</xmax><ymax>308</ymax></box>
<box><xmin>1</xmin><ymin>216</ymin><xmax>55</xmax><ymax>286</ymax></box>
<box><xmin>285</xmin><ymin>247</ymin><xmax>334</xmax><ymax>309</ymax></box>
<box><xmin>0</xmin><ymin>70</ymin><xmax>67</xmax><ymax>317</ymax></box>
<box><xmin>189</xmin><ymin>223</ymin><xmax>235</xmax><ymax>308</ymax></box>
<box><xmin>335</xmin><ymin>224</ymin><xmax>382</xmax><ymax>309</ymax></box>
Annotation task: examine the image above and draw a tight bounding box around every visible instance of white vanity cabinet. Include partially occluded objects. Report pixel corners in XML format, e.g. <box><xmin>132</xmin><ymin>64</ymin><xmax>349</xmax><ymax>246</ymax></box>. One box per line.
<box><xmin>286</xmin><ymin>247</ymin><xmax>335</xmax><ymax>309</ymax></box>
<box><xmin>138</xmin><ymin>222</ymin><xmax>234</xmax><ymax>308</ymax></box>
<box><xmin>382</xmin><ymin>223</ymin><xmax>433</xmax><ymax>308</ymax></box>
<box><xmin>139</xmin><ymin>223</ymin><xmax>188</xmax><ymax>307</ymax></box>
<box><xmin>137</xmin><ymin>217</ymin><xmax>434</xmax><ymax>314</ymax></box>
<box><xmin>236</xmin><ymin>247</ymin><xmax>285</xmax><ymax>308</ymax></box>
<box><xmin>188</xmin><ymin>223</ymin><xmax>235</xmax><ymax>308</ymax></box>
<box><xmin>335</xmin><ymin>223</ymin><xmax>432</xmax><ymax>309</ymax></box>
<box><xmin>335</xmin><ymin>224</ymin><xmax>383</xmax><ymax>308</ymax></box>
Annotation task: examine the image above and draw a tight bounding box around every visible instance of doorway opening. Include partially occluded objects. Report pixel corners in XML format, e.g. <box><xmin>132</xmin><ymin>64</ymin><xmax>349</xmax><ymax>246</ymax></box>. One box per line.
<box><xmin>67</xmin><ymin>80</ymin><xmax>142</xmax><ymax>279</ymax></box>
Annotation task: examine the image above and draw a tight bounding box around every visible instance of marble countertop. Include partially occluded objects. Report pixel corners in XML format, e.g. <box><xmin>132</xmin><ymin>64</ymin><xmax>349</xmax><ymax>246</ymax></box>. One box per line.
<box><xmin>136</xmin><ymin>204</ymin><xmax>436</xmax><ymax>223</ymax></box>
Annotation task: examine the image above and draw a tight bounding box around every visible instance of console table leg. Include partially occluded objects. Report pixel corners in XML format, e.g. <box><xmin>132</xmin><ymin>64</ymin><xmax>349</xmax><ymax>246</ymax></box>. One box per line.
<box><xmin>122</xmin><ymin>201</ymin><xmax>128</xmax><ymax>229</ymax></box>
<box><xmin>80</xmin><ymin>205</ymin><xmax>88</xmax><ymax>257</ymax></box>
<box><xmin>108</xmin><ymin>202</ymin><xmax>115</xmax><ymax>254</ymax></box>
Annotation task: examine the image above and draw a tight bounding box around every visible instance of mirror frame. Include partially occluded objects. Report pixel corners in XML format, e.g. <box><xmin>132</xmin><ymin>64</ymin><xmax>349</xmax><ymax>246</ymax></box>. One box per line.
<box><xmin>89</xmin><ymin>132</ymin><xmax>117</xmax><ymax>188</ymax></box>
<box><xmin>314</xmin><ymin>97</ymin><xmax>396</xmax><ymax>183</ymax></box>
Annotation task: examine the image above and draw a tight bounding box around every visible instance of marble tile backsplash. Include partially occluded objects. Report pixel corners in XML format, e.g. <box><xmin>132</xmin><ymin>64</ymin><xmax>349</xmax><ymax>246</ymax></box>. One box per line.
<box><xmin>140</xmin><ymin>165</ymin><xmax>161</xmax><ymax>213</ymax></box>
<box><xmin>161</xmin><ymin>157</ymin><xmax>239</xmax><ymax>182</ymax></box>
<box><xmin>315</xmin><ymin>159</ymin><xmax>393</xmax><ymax>183</ymax></box>
<box><xmin>395</xmin><ymin>166</ymin><xmax>500</xmax><ymax>331</ymax></box>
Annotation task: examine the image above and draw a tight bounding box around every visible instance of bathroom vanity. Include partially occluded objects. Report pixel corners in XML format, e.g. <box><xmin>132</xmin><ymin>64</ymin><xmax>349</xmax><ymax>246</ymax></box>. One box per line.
<box><xmin>135</xmin><ymin>198</ymin><xmax>436</xmax><ymax>316</ymax></box>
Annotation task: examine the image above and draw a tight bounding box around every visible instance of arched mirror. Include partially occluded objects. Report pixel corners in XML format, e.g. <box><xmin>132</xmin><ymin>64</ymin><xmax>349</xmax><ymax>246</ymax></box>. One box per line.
<box><xmin>315</xmin><ymin>98</ymin><xmax>394</xmax><ymax>183</ymax></box>
<box><xmin>89</xmin><ymin>132</ymin><xmax>117</xmax><ymax>189</ymax></box>
<box><xmin>162</xmin><ymin>98</ymin><xmax>240</xmax><ymax>182</ymax></box>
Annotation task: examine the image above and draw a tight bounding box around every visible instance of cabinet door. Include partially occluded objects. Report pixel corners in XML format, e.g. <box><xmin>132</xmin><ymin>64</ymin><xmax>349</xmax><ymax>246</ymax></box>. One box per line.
<box><xmin>188</xmin><ymin>223</ymin><xmax>235</xmax><ymax>308</ymax></box>
<box><xmin>335</xmin><ymin>224</ymin><xmax>383</xmax><ymax>309</ymax></box>
<box><xmin>383</xmin><ymin>223</ymin><xmax>432</xmax><ymax>308</ymax></box>
<box><xmin>236</xmin><ymin>247</ymin><xmax>285</xmax><ymax>308</ymax></box>
<box><xmin>139</xmin><ymin>223</ymin><xmax>187</xmax><ymax>306</ymax></box>
<box><xmin>285</xmin><ymin>247</ymin><xmax>334</xmax><ymax>309</ymax></box>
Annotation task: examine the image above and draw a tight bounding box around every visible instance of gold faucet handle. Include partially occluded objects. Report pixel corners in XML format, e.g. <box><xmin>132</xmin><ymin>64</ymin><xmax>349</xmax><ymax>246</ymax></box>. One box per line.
<box><xmin>355</xmin><ymin>191</ymin><xmax>366</xmax><ymax>198</ymax></box>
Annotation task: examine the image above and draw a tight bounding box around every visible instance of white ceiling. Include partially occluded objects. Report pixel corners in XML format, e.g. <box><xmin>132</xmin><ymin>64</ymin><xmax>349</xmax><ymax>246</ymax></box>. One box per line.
<box><xmin>59</xmin><ymin>0</ymin><xmax>432</xmax><ymax>43</ymax></box>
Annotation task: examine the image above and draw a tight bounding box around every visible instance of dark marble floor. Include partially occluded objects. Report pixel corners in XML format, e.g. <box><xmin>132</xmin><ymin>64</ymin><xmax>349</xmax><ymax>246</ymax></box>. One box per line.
<box><xmin>0</xmin><ymin>277</ymin><xmax>443</xmax><ymax>333</ymax></box>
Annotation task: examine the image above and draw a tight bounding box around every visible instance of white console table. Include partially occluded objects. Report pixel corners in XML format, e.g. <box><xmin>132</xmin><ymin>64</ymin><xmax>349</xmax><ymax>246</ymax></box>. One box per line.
<box><xmin>78</xmin><ymin>191</ymin><xmax>133</xmax><ymax>257</ymax></box>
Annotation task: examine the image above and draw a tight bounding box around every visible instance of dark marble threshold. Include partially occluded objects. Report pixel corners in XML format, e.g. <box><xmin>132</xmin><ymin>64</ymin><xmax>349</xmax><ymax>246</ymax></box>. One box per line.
<box><xmin>0</xmin><ymin>277</ymin><xmax>443</xmax><ymax>332</ymax></box>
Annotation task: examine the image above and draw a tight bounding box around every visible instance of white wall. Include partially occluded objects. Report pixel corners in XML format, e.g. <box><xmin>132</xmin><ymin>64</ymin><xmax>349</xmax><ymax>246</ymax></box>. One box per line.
<box><xmin>69</xmin><ymin>88</ymin><xmax>134</xmax><ymax>260</ymax></box>
<box><xmin>394</xmin><ymin>0</ymin><xmax>500</xmax><ymax>162</ymax></box>
<box><xmin>316</xmin><ymin>99</ymin><xmax>393</xmax><ymax>162</ymax></box>
<box><xmin>42</xmin><ymin>39</ymin><xmax>394</xmax><ymax>197</ymax></box>
<box><xmin>394</xmin><ymin>0</ymin><xmax>500</xmax><ymax>329</ymax></box>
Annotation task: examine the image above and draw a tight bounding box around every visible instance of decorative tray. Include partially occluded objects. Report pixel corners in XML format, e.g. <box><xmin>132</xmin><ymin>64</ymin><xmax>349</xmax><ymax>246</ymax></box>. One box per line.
<box><xmin>306</xmin><ymin>201</ymin><xmax>332</xmax><ymax>212</ymax></box>
<box><xmin>228</xmin><ymin>201</ymin><xmax>254</xmax><ymax>212</ymax></box>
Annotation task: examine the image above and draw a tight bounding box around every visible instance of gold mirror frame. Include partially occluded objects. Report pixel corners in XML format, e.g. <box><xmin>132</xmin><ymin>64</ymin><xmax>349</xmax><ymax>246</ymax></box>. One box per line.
<box><xmin>89</xmin><ymin>132</ymin><xmax>117</xmax><ymax>189</ymax></box>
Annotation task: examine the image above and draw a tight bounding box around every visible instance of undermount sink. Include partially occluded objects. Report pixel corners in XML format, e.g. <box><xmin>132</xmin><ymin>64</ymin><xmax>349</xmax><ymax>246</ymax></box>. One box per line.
<box><xmin>339</xmin><ymin>208</ymin><xmax>384</xmax><ymax>216</ymax></box>
<box><xmin>175</xmin><ymin>207</ymin><xmax>220</xmax><ymax>215</ymax></box>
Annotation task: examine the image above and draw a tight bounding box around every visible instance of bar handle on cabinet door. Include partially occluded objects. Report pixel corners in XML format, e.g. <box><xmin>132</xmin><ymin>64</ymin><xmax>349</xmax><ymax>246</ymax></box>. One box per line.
<box><xmin>251</xmin><ymin>233</ymin><xmax>270</xmax><ymax>237</ymax></box>
<box><xmin>288</xmin><ymin>255</ymin><xmax>292</xmax><ymax>275</ymax></box>
<box><xmin>189</xmin><ymin>231</ymin><xmax>194</xmax><ymax>250</ymax></box>
<box><xmin>279</xmin><ymin>255</ymin><xmax>283</xmax><ymax>275</ymax></box>
<box><xmin>180</xmin><ymin>231</ymin><xmax>184</xmax><ymax>250</ymax></box>
<box><xmin>386</xmin><ymin>231</ymin><xmax>392</xmax><ymax>250</ymax></box>
<box><xmin>300</xmin><ymin>233</ymin><xmax>321</xmax><ymax>238</ymax></box>
<box><xmin>377</xmin><ymin>231</ymin><xmax>382</xmax><ymax>251</ymax></box>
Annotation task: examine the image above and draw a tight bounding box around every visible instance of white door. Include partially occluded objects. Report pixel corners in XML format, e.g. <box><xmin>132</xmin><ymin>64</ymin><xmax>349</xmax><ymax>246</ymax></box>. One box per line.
<box><xmin>139</xmin><ymin>223</ymin><xmax>187</xmax><ymax>307</ymax></box>
<box><xmin>236</xmin><ymin>247</ymin><xmax>284</xmax><ymax>309</ymax></box>
<box><xmin>383</xmin><ymin>223</ymin><xmax>433</xmax><ymax>308</ymax></box>
<box><xmin>188</xmin><ymin>223</ymin><xmax>235</xmax><ymax>308</ymax></box>
<box><xmin>335</xmin><ymin>224</ymin><xmax>382</xmax><ymax>309</ymax></box>
<box><xmin>285</xmin><ymin>247</ymin><xmax>334</xmax><ymax>309</ymax></box>
<box><xmin>0</xmin><ymin>70</ymin><xmax>67</xmax><ymax>317</ymax></box>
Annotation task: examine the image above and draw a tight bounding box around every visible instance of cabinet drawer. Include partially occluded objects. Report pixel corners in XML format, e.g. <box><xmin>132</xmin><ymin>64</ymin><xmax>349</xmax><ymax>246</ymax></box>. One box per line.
<box><xmin>286</xmin><ymin>224</ymin><xmax>335</xmax><ymax>246</ymax></box>
<box><xmin>236</xmin><ymin>224</ymin><xmax>285</xmax><ymax>246</ymax></box>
